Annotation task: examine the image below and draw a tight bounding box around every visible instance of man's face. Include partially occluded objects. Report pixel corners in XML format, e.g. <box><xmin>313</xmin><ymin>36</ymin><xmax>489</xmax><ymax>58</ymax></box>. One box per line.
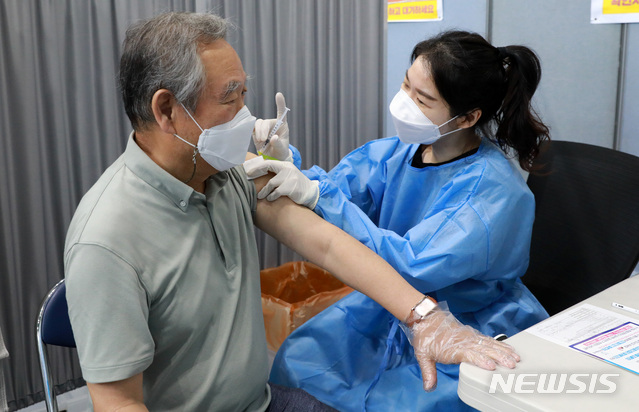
<box><xmin>181</xmin><ymin>39</ymin><xmax>248</xmax><ymax>143</ymax></box>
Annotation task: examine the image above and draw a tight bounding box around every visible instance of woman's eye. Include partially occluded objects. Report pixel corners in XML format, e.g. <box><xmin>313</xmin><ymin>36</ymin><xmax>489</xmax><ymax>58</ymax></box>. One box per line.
<box><xmin>417</xmin><ymin>98</ymin><xmax>426</xmax><ymax>106</ymax></box>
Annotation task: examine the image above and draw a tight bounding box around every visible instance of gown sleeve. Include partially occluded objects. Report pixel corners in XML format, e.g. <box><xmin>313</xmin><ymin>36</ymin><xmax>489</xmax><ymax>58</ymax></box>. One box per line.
<box><xmin>299</xmin><ymin>139</ymin><xmax>529</xmax><ymax>312</ymax></box>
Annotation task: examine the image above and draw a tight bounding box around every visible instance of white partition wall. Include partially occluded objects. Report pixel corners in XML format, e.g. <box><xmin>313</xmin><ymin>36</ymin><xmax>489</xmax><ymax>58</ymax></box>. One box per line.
<box><xmin>492</xmin><ymin>0</ymin><xmax>621</xmax><ymax>149</ymax></box>
<box><xmin>619</xmin><ymin>24</ymin><xmax>639</xmax><ymax>156</ymax></box>
<box><xmin>386</xmin><ymin>0</ymin><xmax>639</xmax><ymax>157</ymax></box>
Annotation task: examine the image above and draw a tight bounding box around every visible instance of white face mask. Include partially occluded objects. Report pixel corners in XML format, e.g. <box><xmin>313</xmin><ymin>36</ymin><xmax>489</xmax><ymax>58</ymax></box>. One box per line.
<box><xmin>389</xmin><ymin>88</ymin><xmax>460</xmax><ymax>145</ymax></box>
<box><xmin>175</xmin><ymin>104</ymin><xmax>256</xmax><ymax>172</ymax></box>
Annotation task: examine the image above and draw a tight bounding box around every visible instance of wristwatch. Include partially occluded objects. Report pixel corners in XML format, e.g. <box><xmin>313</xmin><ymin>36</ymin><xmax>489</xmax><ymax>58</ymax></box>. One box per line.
<box><xmin>404</xmin><ymin>295</ymin><xmax>438</xmax><ymax>326</ymax></box>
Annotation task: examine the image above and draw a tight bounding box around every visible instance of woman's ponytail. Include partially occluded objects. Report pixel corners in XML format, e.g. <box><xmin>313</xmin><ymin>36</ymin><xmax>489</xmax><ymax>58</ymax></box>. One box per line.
<box><xmin>495</xmin><ymin>46</ymin><xmax>550</xmax><ymax>171</ymax></box>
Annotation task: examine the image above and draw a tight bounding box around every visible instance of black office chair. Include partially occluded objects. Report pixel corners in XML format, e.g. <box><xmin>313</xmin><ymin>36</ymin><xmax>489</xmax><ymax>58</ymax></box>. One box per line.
<box><xmin>36</xmin><ymin>279</ymin><xmax>77</xmax><ymax>412</ymax></box>
<box><xmin>522</xmin><ymin>140</ymin><xmax>639</xmax><ymax>316</ymax></box>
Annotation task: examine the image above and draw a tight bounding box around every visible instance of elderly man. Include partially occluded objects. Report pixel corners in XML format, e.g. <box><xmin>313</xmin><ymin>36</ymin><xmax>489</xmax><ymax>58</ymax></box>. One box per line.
<box><xmin>64</xmin><ymin>12</ymin><xmax>519</xmax><ymax>411</ymax></box>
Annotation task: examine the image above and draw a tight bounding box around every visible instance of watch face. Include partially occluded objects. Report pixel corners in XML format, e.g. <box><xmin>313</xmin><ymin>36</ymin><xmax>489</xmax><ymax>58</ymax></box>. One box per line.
<box><xmin>415</xmin><ymin>299</ymin><xmax>436</xmax><ymax>317</ymax></box>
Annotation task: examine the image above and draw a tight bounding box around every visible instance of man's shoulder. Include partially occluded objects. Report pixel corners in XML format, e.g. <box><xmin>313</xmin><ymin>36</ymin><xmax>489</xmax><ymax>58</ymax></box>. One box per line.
<box><xmin>220</xmin><ymin>165</ymin><xmax>257</xmax><ymax>210</ymax></box>
<box><xmin>64</xmin><ymin>155</ymin><xmax>135</xmax><ymax>251</ymax></box>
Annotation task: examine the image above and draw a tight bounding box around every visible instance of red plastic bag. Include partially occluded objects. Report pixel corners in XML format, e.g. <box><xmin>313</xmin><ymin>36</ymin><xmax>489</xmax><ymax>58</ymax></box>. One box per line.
<box><xmin>260</xmin><ymin>261</ymin><xmax>353</xmax><ymax>352</ymax></box>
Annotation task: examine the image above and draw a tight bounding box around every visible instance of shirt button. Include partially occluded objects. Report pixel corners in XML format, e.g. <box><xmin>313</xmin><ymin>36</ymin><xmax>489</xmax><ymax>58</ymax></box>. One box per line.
<box><xmin>180</xmin><ymin>200</ymin><xmax>187</xmax><ymax>207</ymax></box>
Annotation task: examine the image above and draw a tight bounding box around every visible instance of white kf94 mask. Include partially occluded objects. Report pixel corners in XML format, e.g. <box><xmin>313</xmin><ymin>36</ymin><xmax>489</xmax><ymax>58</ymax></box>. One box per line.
<box><xmin>175</xmin><ymin>104</ymin><xmax>256</xmax><ymax>172</ymax></box>
<box><xmin>389</xmin><ymin>88</ymin><xmax>460</xmax><ymax>145</ymax></box>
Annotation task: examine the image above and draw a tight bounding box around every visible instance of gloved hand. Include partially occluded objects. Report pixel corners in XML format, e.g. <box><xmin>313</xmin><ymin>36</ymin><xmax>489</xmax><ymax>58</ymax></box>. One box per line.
<box><xmin>402</xmin><ymin>308</ymin><xmax>520</xmax><ymax>392</ymax></box>
<box><xmin>253</xmin><ymin>92</ymin><xmax>292</xmax><ymax>162</ymax></box>
<box><xmin>243</xmin><ymin>157</ymin><xmax>319</xmax><ymax>209</ymax></box>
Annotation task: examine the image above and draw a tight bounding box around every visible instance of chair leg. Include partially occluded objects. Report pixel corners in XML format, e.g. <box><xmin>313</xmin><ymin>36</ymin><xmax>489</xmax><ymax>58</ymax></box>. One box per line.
<box><xmin>37</xmin><ymin>340</ymin><xmax>59</xmax><ymax>412</ymax></box>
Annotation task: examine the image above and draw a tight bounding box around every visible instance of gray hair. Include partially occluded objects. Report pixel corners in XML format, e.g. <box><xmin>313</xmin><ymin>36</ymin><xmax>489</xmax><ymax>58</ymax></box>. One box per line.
<box><xmin>119</xmin><ymin>12</ymin><xmax>230</xmax><ymax>130</ymax></box>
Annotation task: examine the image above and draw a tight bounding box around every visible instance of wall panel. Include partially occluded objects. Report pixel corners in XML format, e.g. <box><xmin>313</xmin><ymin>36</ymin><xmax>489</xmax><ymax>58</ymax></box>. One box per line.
<box><xmin>491</xmin><ymin>1</ymin><xmax>621</xmax><ymax>148</ymax></box>
<box><xmin>619</xmin><ymin>24</ymin><xmax>639</xmax><ymax>156</ymax></box>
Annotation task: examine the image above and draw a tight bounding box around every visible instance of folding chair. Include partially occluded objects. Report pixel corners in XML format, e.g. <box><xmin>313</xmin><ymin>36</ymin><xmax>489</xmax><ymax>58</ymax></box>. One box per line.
<box><xmin>523</xmin><ymin>140</ymin><xmax>639</xmax><ymax>315</ymax></box>
<box><xmin>36</xmin><ymin>279</ymin><xmax>76</xmax><ymax>412</ymax></box>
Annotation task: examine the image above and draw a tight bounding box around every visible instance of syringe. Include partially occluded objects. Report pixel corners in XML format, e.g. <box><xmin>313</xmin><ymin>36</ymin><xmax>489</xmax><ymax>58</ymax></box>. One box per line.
<box><xmin>262</xmin><ymin>106</ymin><xmax>290</xmax><ymax>152</ymax></box>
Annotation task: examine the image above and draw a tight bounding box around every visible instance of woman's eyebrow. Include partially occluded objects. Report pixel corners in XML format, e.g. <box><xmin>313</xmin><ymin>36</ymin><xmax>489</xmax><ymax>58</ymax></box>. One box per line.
<box><xmin>405</xmin><ymin>69</ymin><xmax>437</xmax><ymax>101</ymax></box>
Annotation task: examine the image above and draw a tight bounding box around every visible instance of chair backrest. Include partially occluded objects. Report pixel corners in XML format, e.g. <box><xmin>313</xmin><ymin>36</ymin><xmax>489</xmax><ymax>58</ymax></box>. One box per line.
<box><xmin>36</xmin><ymin>279</ymin><xmax>76</xmax><ymax>412</ymax></box>
<box><xmin>523</xmin><ymin>141</ymin><xmax>639</xmax><ymax>316</ymax></box>
<box><xmin>37</xmin><ymin>279</ymin><xmax>76</xmax><ymax>348</ymax></box>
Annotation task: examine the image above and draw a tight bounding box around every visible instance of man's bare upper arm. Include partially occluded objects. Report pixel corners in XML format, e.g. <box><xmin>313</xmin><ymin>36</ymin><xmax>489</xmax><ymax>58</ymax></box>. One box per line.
<box><xmin>249</xmin><ymin>167</ymin><xmax>421</xmax><ymax>329</ymax></box>
<box><xmin>86</xmin><ymin>373</ymin><xmax>147</xmax><ymax>412</ymax></box>
<box><xmin>251</xmin><ymin>173</ymin><xmax>334</xmax><ymax>266</ymax></box>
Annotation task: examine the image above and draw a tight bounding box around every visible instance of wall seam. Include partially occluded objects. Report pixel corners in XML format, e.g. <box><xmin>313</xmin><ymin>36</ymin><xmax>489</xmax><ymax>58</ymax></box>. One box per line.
<box><xmin>381</xmin><ymin>0</ymin><xmax>388</xmax><ymax>138</ymax></box>
<box><xmin>486</xmin><ymin>0</ymin><xmax>493</xmax><ymax>42</ymax></box>
<box><xmin>613</xmin><ymin>24</ymin><xmax>628</xmax><ymax>151</ymax></box>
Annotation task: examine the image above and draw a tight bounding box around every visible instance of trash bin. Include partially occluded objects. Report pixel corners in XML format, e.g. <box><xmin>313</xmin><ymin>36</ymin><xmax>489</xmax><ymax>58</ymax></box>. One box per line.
<box><xmin>260</xmin><ymin>261</ymin><xmax>353</xmax><ymax>352</ymax></box>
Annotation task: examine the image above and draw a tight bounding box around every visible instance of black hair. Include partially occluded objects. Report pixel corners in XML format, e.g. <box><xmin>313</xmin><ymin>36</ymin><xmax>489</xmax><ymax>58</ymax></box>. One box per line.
<box><xmin>411</xmin><ymin>30</ymin><xmax>550</xmax><ymax>171</ymax></box>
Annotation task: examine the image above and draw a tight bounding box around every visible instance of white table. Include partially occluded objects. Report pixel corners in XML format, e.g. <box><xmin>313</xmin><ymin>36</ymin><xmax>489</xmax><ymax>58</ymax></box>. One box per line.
<box><xmin>458</xmin><ymin>275</ymin><xmax>639</xmax><ymax>411</ymax></box>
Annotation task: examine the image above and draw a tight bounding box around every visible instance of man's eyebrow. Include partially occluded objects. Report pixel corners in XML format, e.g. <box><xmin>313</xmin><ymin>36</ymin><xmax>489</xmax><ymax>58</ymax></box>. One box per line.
<box><xmin>219</xmin><ymin>80</ymin><xmax>243</xmax><ymax>102</ymax></box>
<box><xmin>404</xmin><ymin>70</ymin><xmax>437</xmax><ymax>101</ymax></box>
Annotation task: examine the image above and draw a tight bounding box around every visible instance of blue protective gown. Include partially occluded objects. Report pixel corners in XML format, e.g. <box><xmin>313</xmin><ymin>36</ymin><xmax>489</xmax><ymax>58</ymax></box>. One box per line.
<box><xmin>270</xmin><ymin>137</ymin><xmax>549</xmax><ymax>411</ymax></box>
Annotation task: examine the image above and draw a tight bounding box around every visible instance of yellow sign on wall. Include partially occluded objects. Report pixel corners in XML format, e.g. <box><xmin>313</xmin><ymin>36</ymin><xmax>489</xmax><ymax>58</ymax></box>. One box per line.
<box><xmin>604</xmin><ymin>0</ymin><xmax>639</xmax><ymax>14</ymax></box>
<box><xmin>592</xmin><ymin>0</ymin><xmax>639</xmax><ymax>23</ymax></box>
<box><xmin>388</xmin><ymin>0</ymin><xmax>442</xmax><ymax>22</ymax></box>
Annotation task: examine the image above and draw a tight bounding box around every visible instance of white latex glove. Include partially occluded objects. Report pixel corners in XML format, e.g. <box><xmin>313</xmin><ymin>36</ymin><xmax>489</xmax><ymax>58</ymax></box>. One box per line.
<box><xmin>253</xmin><ymin>92</ymin><xmax>292</xmax><ymax>161</ymax></box>
<box><xmin>402</xmin><ymin>309</ymin><xmax>520</xmax><ymax>392</ymax></box>
<box><xmin>243</xmin><ymin>157</ymin><xmax>319</xmax><ymax>209</ymax></box>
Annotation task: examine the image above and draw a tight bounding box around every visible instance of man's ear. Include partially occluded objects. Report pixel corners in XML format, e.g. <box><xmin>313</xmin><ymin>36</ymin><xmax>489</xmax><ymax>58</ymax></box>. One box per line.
<box><xmin>458</xmin><ymin>108</ymin><xmax>482</xmax><ymax>129</ymax></box>
<box><xmin>151</xmin><ymin>89</ymin><xmax>180</xmax><ymax>134</ymax></box>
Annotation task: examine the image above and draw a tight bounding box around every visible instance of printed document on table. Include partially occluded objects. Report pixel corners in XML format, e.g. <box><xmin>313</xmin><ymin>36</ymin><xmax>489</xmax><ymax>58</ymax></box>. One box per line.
<box><xmin>570</xmin><ymin>322</ymin><xmax>639</xmax><ymax>375</ymax></box>
<box><xmin>527</xmin><ymin>303</ymin><xmax>639</xmax><ymax>374</ymax></box>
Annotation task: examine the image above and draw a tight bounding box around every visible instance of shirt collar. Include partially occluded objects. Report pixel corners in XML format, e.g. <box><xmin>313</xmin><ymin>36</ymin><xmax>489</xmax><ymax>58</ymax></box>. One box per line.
<box><xmin>123</xmin><ymin>132</ymin><xmax>202</xmax><ymax>212</ymax></box>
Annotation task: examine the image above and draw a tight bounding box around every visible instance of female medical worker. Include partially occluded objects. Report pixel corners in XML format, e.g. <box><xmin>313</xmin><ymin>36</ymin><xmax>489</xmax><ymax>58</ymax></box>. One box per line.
<box><xmin>246</xmin><ymin>31</ymin><xmax>550</xmax><ymax>411</ymax></box>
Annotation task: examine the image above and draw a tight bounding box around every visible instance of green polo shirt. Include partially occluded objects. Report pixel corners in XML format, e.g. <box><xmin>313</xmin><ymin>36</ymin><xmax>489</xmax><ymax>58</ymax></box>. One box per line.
<box><xmin>65</xmin><ymin>134</ymin><xmax>270</xmax><ymax>411</ymax></box>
